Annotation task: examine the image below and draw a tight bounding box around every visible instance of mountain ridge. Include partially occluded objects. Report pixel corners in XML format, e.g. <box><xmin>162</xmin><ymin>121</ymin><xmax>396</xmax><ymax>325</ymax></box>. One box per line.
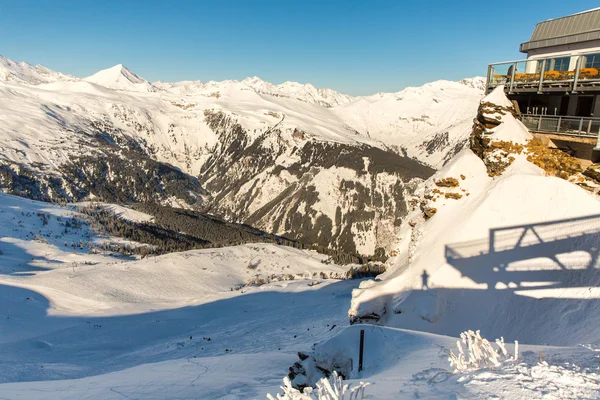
<box><xmin>0</xmin><ymin>55</ymin><xmax>484</xmax><ymax>257</ymax></box>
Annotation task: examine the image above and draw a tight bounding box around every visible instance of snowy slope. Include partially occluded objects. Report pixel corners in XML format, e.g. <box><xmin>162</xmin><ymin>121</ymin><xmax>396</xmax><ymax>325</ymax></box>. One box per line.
<box><xmin>350</xmin><ymin>88</ymin><xmax>600</xmax><ymax>346</ymax></box>
<box><xmin>332</xmin><ymin>78</ymin><xmax>485</xmax><ymax>167</ymax></box>
<box><xmin>0</xmin><ymin>192</ymin><xmax>361</xmax><ymax>398</ymax></box>
<box><xmin>3</xmin><ymin>192</ymin><xmax>598</xmax><ymax>399</ymax></box>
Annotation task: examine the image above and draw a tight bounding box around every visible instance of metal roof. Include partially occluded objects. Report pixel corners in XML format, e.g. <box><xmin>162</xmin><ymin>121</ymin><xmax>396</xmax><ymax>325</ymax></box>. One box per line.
<box><xmin>520</xmin><ymin>8</ymin><xmax>600</xmax><ymax>53</ymax></box>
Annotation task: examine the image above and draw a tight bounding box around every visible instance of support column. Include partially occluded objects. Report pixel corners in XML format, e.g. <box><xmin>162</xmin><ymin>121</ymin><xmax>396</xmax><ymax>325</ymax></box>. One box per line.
<box><xmin>573</xmin><ymin>56</ymin><xmax>581</xmax><ymax>93</ymax></box>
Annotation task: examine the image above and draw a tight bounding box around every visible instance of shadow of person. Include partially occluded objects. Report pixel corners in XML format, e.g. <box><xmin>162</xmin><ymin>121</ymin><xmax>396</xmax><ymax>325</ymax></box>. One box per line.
<box><xmin>422</xmin><ymin>270</ymin><xmax>429</xmax><ymax>290</ymax></box>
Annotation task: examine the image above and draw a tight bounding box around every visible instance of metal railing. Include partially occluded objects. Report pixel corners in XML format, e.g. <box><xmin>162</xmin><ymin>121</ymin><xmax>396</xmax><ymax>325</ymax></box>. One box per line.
<box><xmin>486</xmin><ymin>50</ymin><xmax>600</xmax><ymax>93</ymax></box>
<box><xmin>520</xmin><ymin>114</ymin><xmax>600</xmax><ymax>138</ymax></box>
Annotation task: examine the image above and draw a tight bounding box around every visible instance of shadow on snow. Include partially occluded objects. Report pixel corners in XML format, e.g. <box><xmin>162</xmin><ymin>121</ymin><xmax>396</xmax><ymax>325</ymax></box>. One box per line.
<box><xmin>364</xmin><ymin>215</ymin><xmax>600</xmax><ymax>346</ymax></box>
<box><xmin>0</xmin><ymin>278</ymin><xmax>359</xmax><ymax>391</ymax></box>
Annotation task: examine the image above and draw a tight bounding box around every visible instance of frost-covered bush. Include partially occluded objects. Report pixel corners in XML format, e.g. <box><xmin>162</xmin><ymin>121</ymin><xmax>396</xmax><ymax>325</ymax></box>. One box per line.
<box><xmin>267</xmin><ymin>371</ymin><xmax>370</xmax><ymax>400</ymax></box>
<box><xmin>448</xmin><ymin>330</ymin><xmax>518</xmax><ymax>371</ymax></box>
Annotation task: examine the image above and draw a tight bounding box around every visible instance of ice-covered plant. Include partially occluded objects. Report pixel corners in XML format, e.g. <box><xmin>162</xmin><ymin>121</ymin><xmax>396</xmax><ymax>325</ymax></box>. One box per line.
<box><xmin>267</xmin><ymin>371</ymin><xmax>370</xmax><ymax>400</ymax></box>
<box><xmin>448</xmin><ymin>330</ymin><xmax>518</xmax><ymax>371</ymax></box>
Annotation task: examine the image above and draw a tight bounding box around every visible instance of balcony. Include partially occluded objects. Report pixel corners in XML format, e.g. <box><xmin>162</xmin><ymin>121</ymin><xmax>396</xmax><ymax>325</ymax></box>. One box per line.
<box><xmin>520</xmin><ymin>114</ymin><xmax>600</xmax><ymax>139</ymax></box>
<box><xmin>487</xmin><ymin>51</ymin><xmax>600</xmax><ymax>94</ymax></box>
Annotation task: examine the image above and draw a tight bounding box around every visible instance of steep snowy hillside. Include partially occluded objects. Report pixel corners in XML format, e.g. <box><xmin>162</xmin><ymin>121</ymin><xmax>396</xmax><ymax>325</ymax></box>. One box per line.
<box><xmin>0</xmin><ymin>56</ymin><xmax>483</xmax><ymax>257</ymax></box>
<box><xmin>332</xmin><ymin>78</ymin><xmax>485</xmax><ymax>168</ymax></box>
<box><xmin>350</xmin><ymin>87</ymin><xmax>600</xmax><ymax>346</ymax></box>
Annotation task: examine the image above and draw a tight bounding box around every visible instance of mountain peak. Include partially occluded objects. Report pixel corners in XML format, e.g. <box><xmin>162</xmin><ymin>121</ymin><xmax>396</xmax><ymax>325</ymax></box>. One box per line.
<box><xmin>84</xmin><ymin>63</ymin><xmax>156</xmax><ymax>92</ymax></box>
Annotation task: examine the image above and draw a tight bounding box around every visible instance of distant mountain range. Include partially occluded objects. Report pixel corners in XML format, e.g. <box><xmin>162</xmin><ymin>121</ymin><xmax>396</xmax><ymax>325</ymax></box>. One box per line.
<box><xmin>0</xmin><ymin>55</ymin><xmax>485</xmax><ymax>257</ymax></box>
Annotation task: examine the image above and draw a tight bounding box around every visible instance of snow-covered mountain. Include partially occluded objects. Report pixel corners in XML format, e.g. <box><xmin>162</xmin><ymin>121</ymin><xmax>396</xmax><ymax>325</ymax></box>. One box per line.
<box><xmin>0</xmin><ymin>55</ymin><xmax>75</xmax><ymax>84</ymax></box>
<box><xmin>333</xmin><ymin>78</ymin><xmax>485</xmax><ymax>167</ymax></box>
<box><xmin>85</xmin><ymin>64</ymin><xmax>157</xmax><ymax>92</ymax></box>
<box><xmin>0</xmin><ymin>56</ymin><xmax>484</xmax><ymax>257</ymax></box>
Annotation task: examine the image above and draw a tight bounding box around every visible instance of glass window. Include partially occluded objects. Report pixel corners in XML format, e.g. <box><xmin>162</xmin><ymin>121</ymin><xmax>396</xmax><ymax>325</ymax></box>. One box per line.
<box><xmin>584</xmin><ymin>54</ymin><xmax>600</xmax><ymax>69</ymax></box>
<box><xmin>554</xmin><ymin>57</ymin><xmax>570</xmax><ymax>71</ymax></box>
<box><xmin>544</xmin><ymin>57</ymin><xmax>570</xmax><ymax>71</ymax></box>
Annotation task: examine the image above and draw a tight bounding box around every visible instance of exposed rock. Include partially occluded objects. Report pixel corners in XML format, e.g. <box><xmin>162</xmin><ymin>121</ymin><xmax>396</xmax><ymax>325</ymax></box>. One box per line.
<box><xmin>434</xmin><ymin>177</ymin><xmax>459</xmax><ymax>187</ymax></box>
<box><xmin>526</xmin><ymin>139</ymin><xmax>583</xmax><ymax>179</ymax></box>
<box><xmin>422</xmin><ymin>206</ymin><xmax>437</xmax><ymax>220</ymax></box>
<box><xmin>583</xmin><ymin>164</ymin><xmax>600</xmax><ymax>183</ymax></box>
<box><xmin>444</xmin><ymin>192</ymin><xmax>462</xmax><ymax>200</ymax></box>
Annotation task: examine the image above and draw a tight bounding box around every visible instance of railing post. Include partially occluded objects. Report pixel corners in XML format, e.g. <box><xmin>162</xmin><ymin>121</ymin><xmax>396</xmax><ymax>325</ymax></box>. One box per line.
<box><xmin>537</xmin><ymin>115</ymin><xmax>542</xmax><ymax>131</ymax></box>
<box><xmin>509</xmin><ymin>62</ymin><xmax>516</xmax><ymax>94</ymax></box>
<box><xmin>573</xmin><ymin>56</ymin><xmax>581</xmax><ymax>93</ymax></box>
<box><xmin>579</xmin><ymin>118</ymin><xmax>584</xmax><ymax>133</ymax></box>
<box><xmin>588</xmin><ymin>119</ymin><xmax>593</xmax><ymax>135</ymax></box>
<box><xmin>557</xmin><ymin>116</ymin><xmax>561</xmax><ymax>133</ymax></box>
<box><xmin>487</xmin><ymin>64</ymin><xmax>493</xmax><ymax>92</ymax></box>
<box><xmin>538</xmin><ymin>59</ymin><xmax>546</xmax><ymax>94</ymax></box>
<box><xmin>358</xmin><ymin>329</ymin><xmax>365</xmax><ymax>372</ymax></box>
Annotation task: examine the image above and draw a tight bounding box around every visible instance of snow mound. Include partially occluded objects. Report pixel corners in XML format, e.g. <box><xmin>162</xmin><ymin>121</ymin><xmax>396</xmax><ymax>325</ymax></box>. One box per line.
<box><xmin>483</xmin><ymin>85</ymin><xmax>513</xmax><ymax>108</ymax></box>
<box><xmin>85</xmin><ymin>64</ymin><xmax>156</xmax><ymax>92</ymax></box>
<box><xmin>488</xmin><ymin>113</ymin><xmax>533</xmax><ymax>144</ymax></box>
<box><xmin>481</xmin><ymin>87</ymin><xmax>533</xmax><ymax>144</ymax></box>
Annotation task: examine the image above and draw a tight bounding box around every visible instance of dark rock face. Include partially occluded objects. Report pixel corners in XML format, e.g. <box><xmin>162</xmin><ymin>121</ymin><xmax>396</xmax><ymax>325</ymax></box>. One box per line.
<box><xmin>0</xmin><ymin>137</ymin><xmax>206</xmax><ymax>207</ymax></box>
<box><xmin>197</xmin><ymin>111</ymin><xmax>435</xmax><ymax>257</ymax></box>
<box><xmin>421</xmin><ymin>131</ymin><xmax>449</xmax><ymax>155</ymax></box>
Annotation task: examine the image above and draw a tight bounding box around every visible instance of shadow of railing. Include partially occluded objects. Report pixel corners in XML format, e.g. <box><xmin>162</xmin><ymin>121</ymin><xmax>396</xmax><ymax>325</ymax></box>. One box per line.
<box><xmin>445</xmin><ymin>214</ymin><xmax>600</xmax><ymax>291</ymax></box>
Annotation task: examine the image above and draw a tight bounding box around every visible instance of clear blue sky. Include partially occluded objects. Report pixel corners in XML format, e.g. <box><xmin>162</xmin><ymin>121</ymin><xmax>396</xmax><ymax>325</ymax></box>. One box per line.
<box><xmin>0</xmin><ymin>1</ymin><xmax>598</xmax><ymax>95</ymax></box>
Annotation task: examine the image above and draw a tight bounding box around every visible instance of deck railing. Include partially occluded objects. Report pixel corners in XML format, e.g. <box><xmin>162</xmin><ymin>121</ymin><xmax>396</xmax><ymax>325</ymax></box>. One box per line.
<box><xmin>520</xmin><ymin>114</ymin><xmax>600</xmax><ymax>138</ymax></box>
<box><xmin>487</xmin><ymin>51</ymin><xmax>600</xmax><ymax>93</ymax></box>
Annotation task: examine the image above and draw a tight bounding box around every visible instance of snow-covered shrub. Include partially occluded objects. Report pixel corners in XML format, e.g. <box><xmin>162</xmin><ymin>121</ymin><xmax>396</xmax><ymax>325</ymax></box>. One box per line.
<box><xmin>448</xmin><ymin>330</ymin><xmax>518</xmax><ymax>371</ymax></box>
<box><xmin>267</xmin><ymin>371</ymin><xmax>370</xmax><ymax>400</ymax></box>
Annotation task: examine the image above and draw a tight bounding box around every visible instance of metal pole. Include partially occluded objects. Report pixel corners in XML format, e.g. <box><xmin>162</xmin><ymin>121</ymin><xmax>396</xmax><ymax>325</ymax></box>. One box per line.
<box><xmin>588</xmin><ymin>119</ymin><xmax>593</xmax><ymax>135</ymax></box>
<box><xmin>358</xmin><ymin>329</ymin><xmax>365</xmax><ymax>372</ymax></box>
<box><xmin>538</xmin><ymin>59</ymin><xmax>546</xmax><ymax>94</ymax></box>
<box><xmin>557</xmin><ymin>116</ymin><xmax>562</xmax><ymax>133</ymax></box>
<box><xmin>486</xmin><ymin>64</ymin><xmax>493</xmax><ymax>93</ymax></box>
<box><xmin>537</xmin><ymin>115</ymin><xmax>542</xmax><ymax>131</ymax></box>
<box><xmin>579</xmin><ymin>118</ymin><xmax>584</xmax><ymax>134</ymax></box>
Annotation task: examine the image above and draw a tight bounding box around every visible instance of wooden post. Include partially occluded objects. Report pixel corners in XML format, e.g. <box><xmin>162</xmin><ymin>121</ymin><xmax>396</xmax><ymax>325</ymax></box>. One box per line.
<box><xmin>358</xmin><ymin>329</ymin><xmax>365</xmax><ymax>372</ymax></box>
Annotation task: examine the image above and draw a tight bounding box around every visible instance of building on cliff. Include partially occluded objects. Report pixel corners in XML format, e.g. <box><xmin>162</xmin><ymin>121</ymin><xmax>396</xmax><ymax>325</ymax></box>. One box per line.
<box><xmin>486</xmin><ymin>8</ymin><xmax>600</xmax><ymax>162</ymax></box>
